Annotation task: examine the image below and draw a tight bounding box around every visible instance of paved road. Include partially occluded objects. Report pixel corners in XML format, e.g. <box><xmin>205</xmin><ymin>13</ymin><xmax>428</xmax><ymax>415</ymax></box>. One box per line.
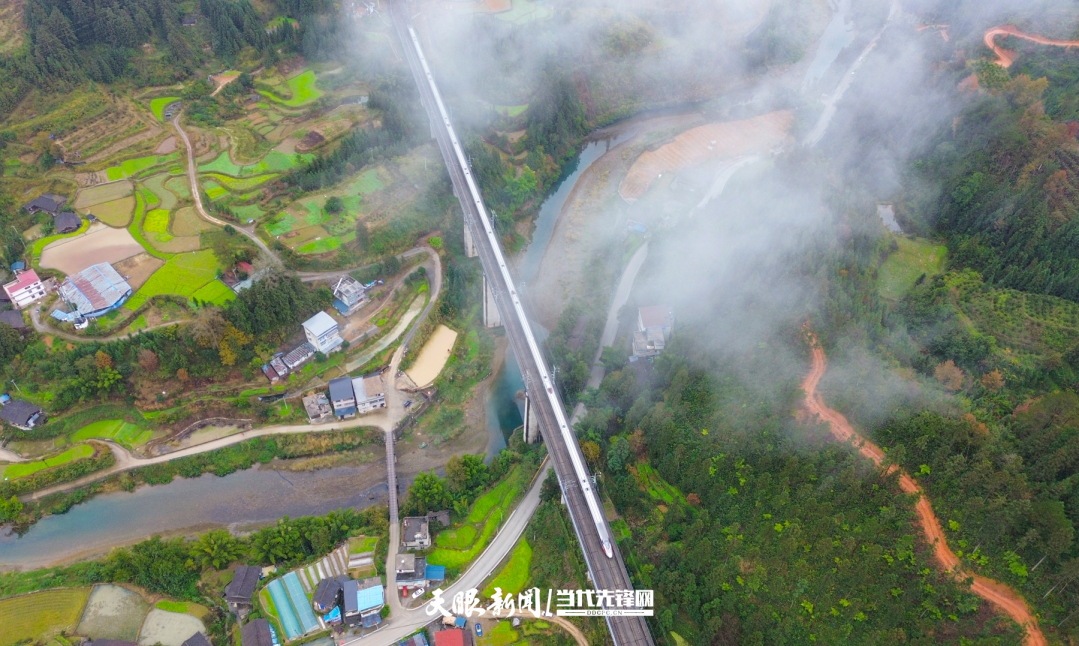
<box><xmin>349</xmin><ymin>462</ymin><xmax>552</xmax><ymax>646</ymax></box>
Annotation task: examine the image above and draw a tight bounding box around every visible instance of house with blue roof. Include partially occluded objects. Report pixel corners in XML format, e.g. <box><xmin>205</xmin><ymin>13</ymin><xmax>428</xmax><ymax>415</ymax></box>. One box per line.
<box><xmin>344</xmin><ymin>576</ymin><xmax>384</xmax><ymax>627</ymax></box>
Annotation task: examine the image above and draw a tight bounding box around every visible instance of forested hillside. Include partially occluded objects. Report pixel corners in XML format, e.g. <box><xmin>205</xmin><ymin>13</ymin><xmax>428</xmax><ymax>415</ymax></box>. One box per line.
<box><xmin>588</xmin><ymin>336</ymin><xmax>1021</xmax><ymax>645</ymax></box>
<box><xmin>910</xmin><ymin>67</ymin><xmax>1079</xmax><ymax>301</ymax></box>
<box><xmin>0</xmin><ymin>0</ymin><xmax>350</xmax><ymax>121</ymax></box>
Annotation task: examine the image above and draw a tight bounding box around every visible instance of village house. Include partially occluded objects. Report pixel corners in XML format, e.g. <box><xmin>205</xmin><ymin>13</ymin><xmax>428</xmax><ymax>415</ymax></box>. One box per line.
<box><xmin>346</xmin><ymin>577</ymin><xmax>385</xmax><ymax>628</ymax></box>
<box><xmin>23</xmin><ymin>193</ymin><xmax>66</xmax><ymax>215</ymax></box>
<box><xmin>633</xmin><ymin>305</ymin><xmax>674</xmax><ymax>358</ymax></box>
<box><xmin>302</xmin><ymin>391</ymin><xmax>333</xmax><ymax>423</ymax></box>
<box><xmin>0</xmin><ymin>399</ymin><xmax>45</xmax><ymax>431</ymax></box>
<box><xmin>399</xmin><ymin>635</ymin><xmax>430</xmax><ymax>646</ymax></box>
<box><xmin>302</xmin><ymin>311</ymin><xmax>344</xmax><ymax>354</ymax></box>
<box><xmin>0</xmin><ymin>310</ymin><xmax>26</xmax><ymax>329</ymax></box>
<box><xmin>240</xmin><ymin>618</ymin><xmax>275</xmax><ymax>646</ymax></box>
<box><xmin>224</xmin><ymin>565</ymin><xmax>261</xmax><ymax>616</ymax></box>
<box><xmin>434</xmin><ymin>628</ymin><xmax>471</xmax><ymax>646</ymax></box>
<box><xmin>261</xmin><ymin>356</ymin><xmax>289</xmax><ymax>384</ymax></box>
<box><xmin>329</xmin><ymin>377</ymin><xmax>357</xmax><ymax>418</ymax></box>
<box><xmin>282</xmin><ymin>343</ymin><xmax>315</xmax><ymax>370</ymax></box>
<box><xmin>54</xmin><ymin>211</ymin><xmax>82</xmax><ymax>234</ymax></box>
<box><xmin>352</xmin><ymin>373</ymin><xmax>386</xmax><ymax>414</ymax></box>
<box><xmin>401</xmin><ymin>516</ymin><xmax>431</xmax><ymax>550</ymax></box>
<box><xmin>312</xmin><ymin>576</ymin><xmax>343</xmax><ymax>613</ymax></box>
<box><xmin>3</xmin><ymin>269</ymin><xmax>49</xmax><ymax>310</ymax></box>
<box><xmin>332</xmin><ymin>275</ymin><xmax>368</xmax><ymax>316</ymax></box>
<box><xmin>181</xmin><ymin>633</ymin><xmax>212</xmax><ymax>646</ymax></box>
<box><xmin>395</xmin><ymin>553</ymin><xmax>427</xmax><ymax>593</ymax></box>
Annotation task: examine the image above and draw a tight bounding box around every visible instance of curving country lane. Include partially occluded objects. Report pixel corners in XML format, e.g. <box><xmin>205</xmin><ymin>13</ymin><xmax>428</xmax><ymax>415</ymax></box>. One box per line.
<box><xmin>985</xmin><ymin>25</ymin><xmax>1079</xmax><ymax>68</ymax></box>
<box><xmin>801</xmin><ymin>332</ymin><xmax>1047</xmax><ymax>646</ymax></box>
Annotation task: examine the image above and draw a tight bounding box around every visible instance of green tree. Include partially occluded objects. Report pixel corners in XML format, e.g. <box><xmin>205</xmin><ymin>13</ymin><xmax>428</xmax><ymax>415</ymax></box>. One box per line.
<box><xmin>446</xmin><ymin>454</ymin><xmax>489</xmax><ymax>495</ymax></box>
<box><xmin>0</xmin><ymin>323</ymin><xmax>21</xmax><ymax>367</ymax></box>
<box><xmin>0</xmin><ymin>495</ymin><xmax>23</xmax><ymax>522</ymax></box>
<box><xmin>403</xmin><ymin>471</ymin><xmax>451</xmax><ymax>515</ymax></box>
<box><xmin>606</xmin><ymin>436</ymin><xmax>630</xmax><ymax>472</ymax></box>
<box><xmin>325</xmin><ymin>196</ymin><xmax>343</xmax><ymax>214</ymax></box>
<box><xmin>188</xmin><ymin>529</ymin><xmax>242</xmax><ymax>570</ymax></box>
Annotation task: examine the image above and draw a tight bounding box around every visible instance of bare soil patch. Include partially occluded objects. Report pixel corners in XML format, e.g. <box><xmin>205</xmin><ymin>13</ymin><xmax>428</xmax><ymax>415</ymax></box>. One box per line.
<box><xmin>40</xmin><ymin>222</ymin><xmax>145</xmax><ymax>275</ymax></box>
<box><xmin>154</xmin><ymin>136</ymin><xmax>177</xmax><ymax>154</ymax></box>
<box><xmin>137</xmin><ymin>608</ymin><xmax>205</xmax><ymax>646</ymax></box>
<box><xmin>76</xmin><ymin>584</ymin><xmax>148</xmax><ymax>642</ymax></box>
<box><xmin>296</xmin><ymin>130</ymin><xmax>326</xmax><ymax>152</ymax></box>
<box><xmin>619</xmin><ymin>111</ymin><xmax>793</xmax><ymax>200</ymax></box>
<box><xmin>406</xmin><ymin>324</ymin><xmax>458</xmax><ymax>388</ymax></box>
<box><xmin>0</xmin><ymin>0</ymin><xmax>25</xmax><ymax>54</ymax></box>
<box><xmin>211</xmin><ymin>71</ymin><xmax>241</xmax><ymax>96</ymax></box>
<box><xmin>113</xmin><ymin>253</ymin><xmax>165</xmax><ymax>291</ymax></box>
<box><xmin>75</xmin><ymin>180</ymin><xmax>134</xmax><ymax>209</ymax></box>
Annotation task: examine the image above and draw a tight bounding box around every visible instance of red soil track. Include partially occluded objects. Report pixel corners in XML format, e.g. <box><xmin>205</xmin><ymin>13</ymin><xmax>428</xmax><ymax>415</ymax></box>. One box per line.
<box><xmin>985</xmin><ymin>25</ymin><xmax>1079</xmax><ymax>68</ymax></box>
<box><xmin>801</xmin><ymin>337</ymin><xmax>1047</xmax><ymax>646</ymax></box>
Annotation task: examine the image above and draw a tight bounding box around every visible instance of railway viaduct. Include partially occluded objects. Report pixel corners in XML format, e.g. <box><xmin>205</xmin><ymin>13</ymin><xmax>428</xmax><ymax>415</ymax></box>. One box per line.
<box><xmin>388</xmin><ymin>3</ymin><xmax>655</xmax><ymax>645</ymax></box>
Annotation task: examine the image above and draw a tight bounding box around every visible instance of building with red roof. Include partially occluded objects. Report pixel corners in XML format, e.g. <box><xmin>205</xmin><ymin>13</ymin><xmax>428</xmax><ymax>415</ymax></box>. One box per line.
<box><xmin>434</xmin><ymin>628</ymin><xmax>466</xmax><ymax>646</ymax></box>
<box><xmin>2</xmin><ymin>269</ymin><xmax>47</xmax><ymax>310</ymax></box>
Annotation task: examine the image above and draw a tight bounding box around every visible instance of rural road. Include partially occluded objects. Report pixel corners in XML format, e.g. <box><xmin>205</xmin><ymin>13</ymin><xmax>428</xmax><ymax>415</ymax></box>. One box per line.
<box><xmin>347</xmin><ymin>461</ymin><xmax>552</xmax><ymax>646</ymax></box>
<box><xmin>801</xmin><ymin>335</ymin><xmax>1046</xmax><ymax>646</ymax></box>
<box><xmin>984</xmin><ymin>25</ymin><xmax>1079</xmax><ymax>68</ymax></box>
<box><xmin>27</xmin><ymin>306</ymin><xmax>189</xmax><ymax>343</ymax></box>
<box><xmin>172</xmin><ymin>113</ymin><xmax>281</xmax><ymax>265</ymax></box>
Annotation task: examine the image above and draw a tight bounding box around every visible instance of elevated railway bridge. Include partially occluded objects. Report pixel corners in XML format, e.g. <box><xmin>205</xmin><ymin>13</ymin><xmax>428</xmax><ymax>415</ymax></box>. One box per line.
<box><xmin>388</xmin><ymin>3</ymin><xmax>655</xmax><ymax>645</ymax></box>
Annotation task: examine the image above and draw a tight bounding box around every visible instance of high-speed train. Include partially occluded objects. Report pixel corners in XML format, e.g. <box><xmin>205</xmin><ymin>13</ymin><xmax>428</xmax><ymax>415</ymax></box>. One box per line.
<box><xmin>406</xmin><ymin>25</ymin><xmax>614</xmax><ymax>560</ymax></box>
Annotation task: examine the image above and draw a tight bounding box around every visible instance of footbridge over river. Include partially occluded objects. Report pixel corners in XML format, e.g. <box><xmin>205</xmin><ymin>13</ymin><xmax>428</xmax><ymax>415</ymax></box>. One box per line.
<box><xmin>388</xmin><ymin>3</ymin><xmax>654</xmax><ymax>645</ymax></box>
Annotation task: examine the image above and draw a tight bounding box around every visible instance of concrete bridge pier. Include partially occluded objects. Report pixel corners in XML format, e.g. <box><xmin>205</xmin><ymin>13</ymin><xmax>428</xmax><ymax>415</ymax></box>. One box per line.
<box><xmin>523</xmin><ymin>392</ymin><xmax>542</xmax><ymax>444</ymax></box>
<box><xmin>482</xmin><ymin>274</ymin><xmax>502</xmax><ymax>328</ymax></box>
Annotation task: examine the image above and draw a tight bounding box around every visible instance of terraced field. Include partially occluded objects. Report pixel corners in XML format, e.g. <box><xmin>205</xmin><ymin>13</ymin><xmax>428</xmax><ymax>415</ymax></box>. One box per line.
<box><xmin>428</xmin><ymin>466</ymin><xmax>528</xmax><ymax>568</ymax></box>
<box><xmin>150</xmin><ymin>96</ymin><xmax>181</xmax><ymax>121</ymax></box>
<box><xmin>75</xmin><ymin>180</ymin><xmax>134</xmax><ymax>210</ymax></box>
<box><xmin>105</xmin><ymin>153</ymin><xmax>177</xmax><ymax>181</ymax></box>
<box><xmin>126</xmin><ymin>249</ymin><xmax>225</xmax><ymax>309</ymax></box>
<box><xmin>259</xmin><ymin>70</ymin><xmax>323</xmax><ymax>107</ymax></box>
<box><xmin>1</xmin><ymin>444</ymin><xmax>96</xmax><ymax>480</ymax></box>
<box><xmin>0</xmin><ymin>588</ymin><xmax>91</xmax><ymax>646</ymax></box>
<box><xmin>72</xmin><ymin>419</ymin><xmax>152</xmax><ymax>447</ymax></box>
<box><xmin>198</xmin><ymin>150</ymin><xmax>312</xmax><ymax>177</ymax></box>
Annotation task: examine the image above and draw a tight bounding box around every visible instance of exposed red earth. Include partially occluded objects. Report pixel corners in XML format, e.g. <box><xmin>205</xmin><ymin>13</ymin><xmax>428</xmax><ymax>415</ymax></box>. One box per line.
<box><xmin>985</xmin><ymin>25</ymin><xmax>1079</xmax><ymax>68</ymax></box>
<box><xmin>801</xmin><ymin>333</ymin><xmax>1047</xmax><ymax>646</ymax></box>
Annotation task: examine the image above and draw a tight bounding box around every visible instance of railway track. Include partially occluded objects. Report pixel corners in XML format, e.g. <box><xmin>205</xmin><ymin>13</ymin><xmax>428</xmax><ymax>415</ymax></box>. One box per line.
<box><xmin>388</xmin><ymin>3</ymin><xmax>654</xmax><ymax>644</ymax></box>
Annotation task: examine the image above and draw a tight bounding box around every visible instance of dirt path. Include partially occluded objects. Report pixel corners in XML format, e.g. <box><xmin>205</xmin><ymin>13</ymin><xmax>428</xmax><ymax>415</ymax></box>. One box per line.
<box><xmin>172</xmin><ymin>113</ymin><xmax>280</xmax><ymax>264</ymax></box>
<box><xmin>985</xmin><ymin>25</ymin><xmax>1079</xmax><ymax>68</ymax></box>
<box><xmin>800</xmin><ymin>334</ymin><xmax>1046</xmax><ymax>646</ymax></box>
